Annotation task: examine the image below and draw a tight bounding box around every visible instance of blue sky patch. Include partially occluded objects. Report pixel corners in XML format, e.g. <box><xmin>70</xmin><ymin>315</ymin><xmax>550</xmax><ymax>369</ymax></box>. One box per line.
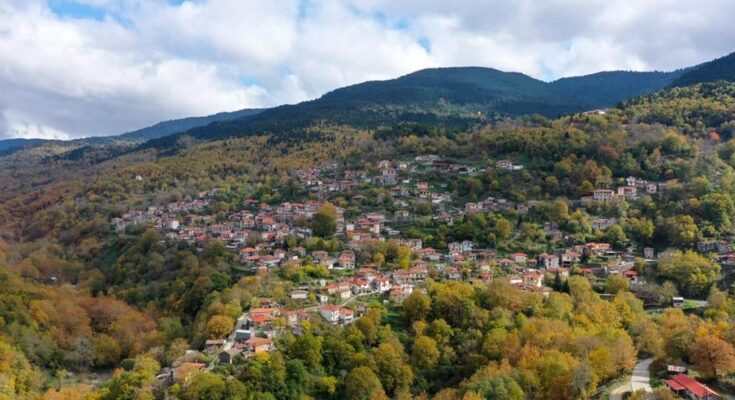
<box><xmin>418</xmin><ymin>36</ymin><xmax>431</xmax><ymax>53</ymax></box>
<box><xmin>47</xmin><ymin>0</ymin><xmax>106</xmax><ymax>20</ymax></box>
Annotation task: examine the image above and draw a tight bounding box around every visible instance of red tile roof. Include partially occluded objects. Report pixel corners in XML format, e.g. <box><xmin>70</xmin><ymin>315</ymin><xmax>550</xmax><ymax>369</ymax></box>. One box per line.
<box><xmin>666</xmin><ymin>374</ymin><xmax>719</xmax><ymax>398</ymax></box>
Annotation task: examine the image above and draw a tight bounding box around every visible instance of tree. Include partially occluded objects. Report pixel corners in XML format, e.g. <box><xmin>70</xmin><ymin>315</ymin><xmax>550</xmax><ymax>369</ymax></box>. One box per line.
<box><xmin>182</xmin><ymin>372</ymin><xmax>226</xmax><ymax>400</ymax></box>
<box><xmin>411</xmin><ymin>336</ymin><xmax>440</xmax><ymax>371</ymax></box>
<box><xmin>371</xmin><ymin>343</ymin><xmax>414</xmax><ymax>396</ymax></box>
<box><xmin>494</xmin><ymin>218</ymin><xmax>513</xmax><ymax>241</ymax></box>
<box><xmin>604</xmin><ymin>225</ymin><xmax>628</xmax><ymax>248</ymax></box>
<box><xmin>99</xmin><ymin>355</ymin><xmax>159</xmax><ymax>400</ymax></box>
<box><xmin>206</xmin><ymin>315</ymin><xmax>235</xmax><ymax>339</ymax></box>
<box><xmin>605</xmin><ymin>274</ymin><xmax>630</xmax><ymax>294</ymax></box>
<box><xmin>462</xmin><ymin>375</ymin><xmax>524</xmax><ymax>400</ymax></box>
<box><xmin>658</xmin><ymin>251</ymin><xmax>720</xmax><ymax>296</ymax></box>
<box><xmin>659</xmin><ymin>216</ymin><xmax>698</xmax><ymax>247</ymax></box>
<box><xmin>345</xmin><ymin>366</ymin><xmax>385</xmax><ymax>400</ymax></box>
<box><xmin>690</xmin><ymin>335</ymin><xmax>735</xmax><ymax>379</ymax></box>
<box><xmin>93</xmin><ymin>334</ymin><xmax>122</xmax><ymax>368</ymax></box>
<box><xmin>311</xmin><ymin>204</ymin><xmax>338</xmax><ymax>238</ymax></box>
<box><xmin>403</xmin><ymin>292</ymin><xmax>431</xmax><ymax>322</ymax></box>
<box><xmin>287</xmin><ymin>332</ymin><xmax>322</xmax><ymax>368</ymax></box>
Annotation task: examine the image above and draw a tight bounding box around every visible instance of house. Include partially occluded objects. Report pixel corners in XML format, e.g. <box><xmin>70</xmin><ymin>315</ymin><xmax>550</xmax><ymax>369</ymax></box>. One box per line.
<box><xmin>336</xmin><ymin>289</ymin><xmax>352</xmax><ymax>300</ymax></box>
<box><xmin>496</xmin><ymin>159</ymin><xmax>514</xmax><ymax>170</ymax></box>
<box><xmin>644</xmin><ymin>247</ymin><xmax>655</xmax><ymax>259</ymax></box>
<box><xmin>511</xmin><ymin>252</ymin><xmax>528</xmax><ymax>264</ymax></box>
<box><xmin>498</xmin><ymin>258</ymin><xmax>514</xmax><ymax>269</ymax></box>
<box><xmin>448</xmin><ymin>240</ymin><xmax>474</xmax><ymax>253</ymax></box>
<box><xmin>291</xmin><ymin>290</ymin><xmax>309</xmax><ymax>300</ymax></box>
<box><xmin>350</xmin><ymin>278</ymin><xmax>371</xmax><ymax>293</ymax></box>
<box><xmin>337</xmin><ymin>250</ymin><xmax>356</xmax><ymax>269</ymax></box>
<box><xmin>389</xmin><ymin>285</ymin><xmax>414</xmax><ymax>304</ymax></box>
<box><xmin>240</xmin><ymin>337</ymin><xmax>275</xmax><ymax>355</ymax></box>
<box><xmin>560</xmin><ymin>252</ymin><xmax>581</xmax><ymax>266</ymax></box>
<box><xmin>319</xmin><ymin>305</ymin><xmax>353</xmax><ymax>324</ymax></box>
<box><xmin>373</xmin><ymin>276</ymin><xmax>392</xmax><ymax>293</ymax></box>
<box><xmin>249</xmin><ymin>314</ymin><xmax>276</xmax><ymax>334</ymax></box>
<box><xmin>538</xmin><ymin>253</ymin><xmax>560</xmax><ymax>269</ymax></box>
<box><xmin>617</xmin><ymin>186</ymin><xmax>638</xmax><ymax>200</ymax></box>
<box><xmin>522</xmin><ymin>271</ymin><xmax>544</xmax><ymax>288</ymax></box>
<box><xmin>443</xmin><ymin>267</ymin><xmax>462</xmax><ymax>280</ymax></box>
<box><xmin>664</xmin><ymin>374</ymin><xmax>721</xmax><ymax>400</ymax></box>
<box><xmin>218</xmin><ymin>347</ymin><xmax>242</xmax><ymax>364</ymax></box>
<box><xmin>593</xmin><ymin>189</ymin><xmax>615</xmax><ymax>202</ymax></box>
<box><xmin>204</xmin><ymin>339</ymin><xmax>225</xmax><ymax>353</ymax></box>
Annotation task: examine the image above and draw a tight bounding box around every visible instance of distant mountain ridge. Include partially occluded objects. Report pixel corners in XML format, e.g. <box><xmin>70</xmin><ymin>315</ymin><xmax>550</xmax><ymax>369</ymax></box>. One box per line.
<box><xmin>0</xmin><ymin>138</ymin><xmax>47</xmax><ymax>153</ymax></box>
<box><xmin>118</xmin><ymin>108</ymin><xmax>264</xmax><ymax>141</ymax></box>
<box><xmin>0</xmin><ymin>108</ymin><xmax>264</xmax><ymax>155</ymax></box>
<box><xmin>671</xmin><ymin>52</ymin><xmax>735</xmax><ymax>87</ymax></box>
<box><xmin>550</xmin><ymin>70</ymin><xmax>688</xmax><ymax>106</ymax></box>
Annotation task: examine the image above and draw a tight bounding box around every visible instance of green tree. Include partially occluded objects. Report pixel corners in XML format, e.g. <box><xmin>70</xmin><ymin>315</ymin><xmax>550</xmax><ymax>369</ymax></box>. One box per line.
<box><xmin>311</xmin><ymin>204</ymin><xmax>338</xmax><ymax>238</ymax></box>
<box><xmin>402</xmin><ymin>291</ymin><xmax>432</xmax><ymax>322</ymax></box>
<box><xmin>182</xmin><ymin>372</ymin><xmax>227</xmax><ymax>400</ymax></box>
<box><xmin>371</xmin><ymin>343</ymin><xmax>414</xmax><ymax>396</ymax></box>
<box><xmin>658</xmin><ymin>250</ymin><xmax>720</xmax><ymax>296</ymax></box>
<box><xmin>411</xmin><ymin>336</ymin><xmax>440</xmax><ymax>371</ymax></box>
<box><xmin>287</xmin><ymin>332</ymin><xmax>323</xmax><ymax>368</ymax></box>
<box><xmin>206</xmin><ymin>315</ymin><xmax>235</xmax><ymax>339</ymax></box>
<box><xmin>462</xmin><ymin>375</ymin><xmax>524</xmax><ymax>400</ymax></box>
<box><xmin>345</xmin><ymin>366</ymin><xmax>386</xmax><ymax>400</ymax></box>
<box><xmin>605</xmin><ymin>274</ymin><xmax>630</xmax><ymax>294</ymax></box>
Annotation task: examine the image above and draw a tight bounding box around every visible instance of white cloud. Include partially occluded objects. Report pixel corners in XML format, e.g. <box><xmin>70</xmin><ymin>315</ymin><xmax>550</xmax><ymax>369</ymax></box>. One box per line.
<box><xmin>0</xmin><ymin>0</ymin><xmax>734</xmax><ymax>139</ymax></box>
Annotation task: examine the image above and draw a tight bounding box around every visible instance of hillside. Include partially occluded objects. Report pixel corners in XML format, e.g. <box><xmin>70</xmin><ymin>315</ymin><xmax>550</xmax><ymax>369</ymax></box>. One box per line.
<box><xmin>671</xmin><ymin>51</ymin><xmax>735</xmax><ymax>87</ymax></box>
<box><xmin>3</xmin><ymin>78</ymin><xmax>735</xmax><ymax>399</ymax></box>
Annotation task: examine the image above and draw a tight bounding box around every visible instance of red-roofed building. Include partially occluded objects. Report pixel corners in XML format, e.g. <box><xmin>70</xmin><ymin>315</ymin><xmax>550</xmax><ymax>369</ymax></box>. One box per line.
<box><xmin>664</xmin><ymin>374</ymin><xmax>721</xmax><ymax>400</ymax></box>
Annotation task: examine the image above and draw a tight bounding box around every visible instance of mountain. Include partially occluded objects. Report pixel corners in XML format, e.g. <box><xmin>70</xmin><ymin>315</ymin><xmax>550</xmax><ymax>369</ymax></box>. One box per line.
<box><xmin>0</xmin><ymin>108</ymin><xmax>264</xmax><ymax>157</ymax></box>
<box><xmin>118</xmin><ymin>108</ymin><xmax>264</xmax><ymax>141</ymax></box>
<box><xmin>671</xmin><ymin>51</ymin><xmax>735</xmax><ymax>87</ymax></box>
<box><xmin>550</xmin><ymin>70</ymin><xmax>685</xmax><ymax>107</ymax></box>
<box><xmin>142</xmin><ymin>67</ymin><xmax>684</xmax><ymax>151</ymax></box>
<box><xmin>0</xmin><ymin>138</ymin><xmax>47</xmax><ymax>153</ymax></box>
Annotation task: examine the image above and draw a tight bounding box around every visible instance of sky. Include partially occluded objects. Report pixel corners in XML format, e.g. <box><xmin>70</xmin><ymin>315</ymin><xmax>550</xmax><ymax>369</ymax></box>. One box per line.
<box><xmin>0</xmin><ymin>0</ymin><xmax>734</xmax><ymax>140</ymax></box>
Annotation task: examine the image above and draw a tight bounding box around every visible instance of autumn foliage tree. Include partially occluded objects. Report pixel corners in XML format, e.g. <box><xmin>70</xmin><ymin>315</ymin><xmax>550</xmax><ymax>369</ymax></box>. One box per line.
<box><xmin>690</xmin><ymin>335</ymin><xmax>735</xmax><ymax>379</ymax></box>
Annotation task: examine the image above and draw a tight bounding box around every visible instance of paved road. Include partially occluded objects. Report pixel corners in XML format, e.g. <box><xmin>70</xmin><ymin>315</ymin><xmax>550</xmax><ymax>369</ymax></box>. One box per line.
<box><xmin>631</xmin><ymin>358</ymin><xmax>653</xmax><ymax>393</ymax></box>
<box><xmin>608</xmin><ymin>358</ymin><xmax>653</xmax><ymax>399</ymax></box>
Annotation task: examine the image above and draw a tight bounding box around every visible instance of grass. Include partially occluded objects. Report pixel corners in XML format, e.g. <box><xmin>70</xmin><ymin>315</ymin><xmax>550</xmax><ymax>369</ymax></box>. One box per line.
<box><xmin>683</xmin><ymin>299</ymin><xmax>699</xmax><ymax>309</ymax></box>
<box><xmin>595</xmin><ymin>374</ymin><xmax>631</xmax><ymax>399</ymax></box>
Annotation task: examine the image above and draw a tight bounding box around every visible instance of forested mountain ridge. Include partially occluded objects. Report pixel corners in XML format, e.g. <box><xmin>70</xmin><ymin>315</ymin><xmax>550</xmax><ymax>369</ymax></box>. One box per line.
<box><xmin>138</xmin><ymin>67</ymin><xmax>682</xmax><ymax>152</ymax></box>
<box><xmin>671</xmin><ymin>51</ymin><xmax>735</xmax><ymax>87</ymax></box>
<box><xmin>550</xmin><ymin>70</ymin><xmax>687</xmax><ymax>107</ymax></box>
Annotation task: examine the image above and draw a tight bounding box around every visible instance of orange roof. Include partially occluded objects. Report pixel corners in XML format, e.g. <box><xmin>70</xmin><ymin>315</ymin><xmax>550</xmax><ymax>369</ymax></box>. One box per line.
<box><xmin>245</xmin><ymin>337</ymin><xmax>273</xmax><ymax>346</ymax></box>
<box><xmin>250</xmin><ymin>307</ymin><xmax>279</xmax><ymax>315</ymax></box>
<box><xmin>250</xmin><ymin>314</ymin><xmax>275</xmax><ymax>324</ymax></box>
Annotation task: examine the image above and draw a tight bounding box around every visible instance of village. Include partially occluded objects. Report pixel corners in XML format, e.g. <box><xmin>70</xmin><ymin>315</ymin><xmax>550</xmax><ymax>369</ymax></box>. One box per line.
<box><xmin>113</xmin><ymin>154</ymin><xmax>733</xmax><ymax>392</ymax></box>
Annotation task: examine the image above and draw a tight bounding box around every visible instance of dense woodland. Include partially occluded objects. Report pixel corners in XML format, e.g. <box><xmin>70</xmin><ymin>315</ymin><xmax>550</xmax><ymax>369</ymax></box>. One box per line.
<box><xmin>2</xmin><ymin>74</ymin><xmax>735</xmax><ymax>400</ymax></box>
